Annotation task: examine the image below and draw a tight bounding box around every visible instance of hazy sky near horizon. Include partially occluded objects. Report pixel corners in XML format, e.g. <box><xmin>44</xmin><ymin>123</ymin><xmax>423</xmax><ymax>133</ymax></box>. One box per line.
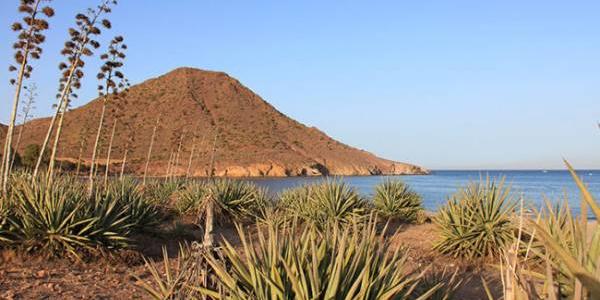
<box><xmin>1</xmin><ymin>1</ymin><xmax>599</xmax><ymax>169</ymax></box>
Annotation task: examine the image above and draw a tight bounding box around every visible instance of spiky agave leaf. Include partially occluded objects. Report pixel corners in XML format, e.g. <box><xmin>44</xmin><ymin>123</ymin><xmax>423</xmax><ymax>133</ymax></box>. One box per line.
<box><xmin>105</xmin><ymin>177</ymin><xmax>161</xmax><ymax>231</ymax></box>
<box><xmin>175</xmin><ymin>181</ymin><xmax>207</xmax><ymax>215</ymax></box>
<box><xmin>433</xmin><ymin>177</ymin><xmax>517</xmax><ymax>259</ymax></box>
<box><xmin>194</xmin><ymin>219</ymin><xmax>440</xmax><ymax>299</ymax></box>
<box><xmin>204</xmin><ymin>179</ymin><xmax>264</xmax><ymax>223</ymax></box>
<box><xmin>9</xmin><ymin>176</ymin><xmax>97</xmax><ymax>258</ymax></box>
<box><xmin>528</xmin><ymin>162</ymin><xmax>600</xmax><ymax>297</ymax></box>
<box><xmin>144</xmin><ymin>179</ymin><xmax>185</xmax><ymax>206</ymax></box>
<box><xmin>0</xmin><ymin>196</ymin><xmax>17</xmax><ymax>246</ymax></box>
<box><xmin>373</xmin><ymin>179</ymin><xmax>423</xmax><ymax>222</ymax></box>
<box><xmin>136</xmin><ymin>244</ymin><xmax>203</xmax><ymax>300</ymax></box>
<box><xmin>279</xmin><ymin>180</ymin><xmax>367</xmax><ymax>228</ymax></box>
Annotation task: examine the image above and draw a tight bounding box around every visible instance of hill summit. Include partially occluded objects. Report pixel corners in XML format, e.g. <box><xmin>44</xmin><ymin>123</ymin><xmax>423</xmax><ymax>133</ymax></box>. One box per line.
<box><xmin>1</xmin><ymin>67</ymin><xmax>427</xmax><ymax>177</ymax></box>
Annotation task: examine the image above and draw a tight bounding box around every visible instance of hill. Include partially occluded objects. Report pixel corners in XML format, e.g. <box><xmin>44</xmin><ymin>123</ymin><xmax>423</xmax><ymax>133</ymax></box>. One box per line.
<box><xmin>1</xmin><ymin>67</ymin><xmax>427</xmax><ymax>177</ymax></box>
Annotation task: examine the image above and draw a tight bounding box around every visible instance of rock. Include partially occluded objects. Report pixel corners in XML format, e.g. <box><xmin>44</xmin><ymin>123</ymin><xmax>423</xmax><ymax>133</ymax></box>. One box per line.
<box><xmin>35</xmin><ymin>270</ymin><xmax>48</xmax><ymax>278</ymax></box>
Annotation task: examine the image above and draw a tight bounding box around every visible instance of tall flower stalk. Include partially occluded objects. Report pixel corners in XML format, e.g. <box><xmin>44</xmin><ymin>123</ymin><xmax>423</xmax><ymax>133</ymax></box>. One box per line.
<box><xmin>33</xmin><ymin>0</ymin><xmax>117</xmax><ymax>183</ymax></box>
<box><xmin>103</xmin><ymin>118</ymin><xmax>117</xmax><ymax>187</ymax></box>
<box><xmin>142</xmin><ymin>117</ymin><xmax>160</xmax><ymax>185</ymax></box>
<box><xmin>10</xmin><ymin>83</ymin><xmax>37</xmax><ymax>171</ymax></box>
<box><xmin>87</xmin><ymin>35</ymin><xmax>128</xmax><ymax>194</ymax></box>
<box><xmin>2</xmin><ymin>0</ymin><xmax>53</xmax><ymax>193</ymax></box>
<box><xmin>119</xmin><ymin>122</ymin><xmax>136</xmax><ymax>180</ymax></box>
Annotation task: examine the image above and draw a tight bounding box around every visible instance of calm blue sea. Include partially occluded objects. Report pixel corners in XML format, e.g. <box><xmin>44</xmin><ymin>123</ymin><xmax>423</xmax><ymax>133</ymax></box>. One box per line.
<box><xmin>247</xmin><ymin>170</ymin><xmax>600</xmax><ymax>217</ymax></box>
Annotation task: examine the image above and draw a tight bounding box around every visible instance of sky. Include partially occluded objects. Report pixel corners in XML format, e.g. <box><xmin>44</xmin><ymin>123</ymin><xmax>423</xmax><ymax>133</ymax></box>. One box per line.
<box><xmin>1</xmin><ymin>1</ymin><xmax>599</xmax><ymax>170</ymax></box>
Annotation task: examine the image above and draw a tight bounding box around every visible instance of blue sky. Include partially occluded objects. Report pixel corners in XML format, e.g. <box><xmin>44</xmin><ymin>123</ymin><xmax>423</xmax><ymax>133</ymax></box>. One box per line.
<box><xmin>1</xmin><ymin>1</ymin><xmax>599</xmax><ymax>169</ymax></box>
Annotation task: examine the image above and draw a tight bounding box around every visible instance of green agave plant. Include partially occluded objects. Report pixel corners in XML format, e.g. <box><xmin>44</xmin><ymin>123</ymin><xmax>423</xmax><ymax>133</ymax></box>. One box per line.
<box><xmin>144</xmin><ymin>179</ymin><xmax>185</xmax><ymax>207</ymax></box>
<box><xmin>175</xmin><ymin>181</ymin><xmax>207</xmax><ymax>216</ymax></box>
<box><xmin>86</xmin><ymin>189</ymin><xmax>133</xmax><ymax>249</ymax></box>
<box><xmin>205</xmin><ymin>179</ymin><xmax>265</xmax><ymax>223</ymax></box>
<box><xmin>279</xmin><ymin>184</ymin><xmax>317</xmax><ymax>220</ymax></box>
<box><xmin>526</xmin><ymin>161</ymin><xmax>600</xmax><ymax>298</ymax></box>
<box><xmin>279</xmin><ymin>180</ymin><xmax>367</xmax><ymax>227</ymax></box>
<box><xmin>249</xmin><ymin>187</ymin><xmax>288</xmax><ymax>226</ymax></box>
<box><xmin>518</xmin><ymin>198</ymin><xmax>579</xmax><ymax>297</ymax></box>
<box><xmin>137</xmin><ymin>244</ymin><xmax>203</xmax><ymax>300</ymax></box>
<box><xmin>106</xmin><ymin>178</ymin><xmax>161</xmax><ymax>231</ymax></box>
<box><xmin>0</xmin><ymin>197</ymin><xmax>16</xmax><ymax>246</ymax></box>
<box><xmin>194</xmin><ymin>219</ymin><xmax>442</xmax><ymax>299</ymax></box>
<box><xmin>9</xmin><ymin>177</ymin><xmax>97</xmax><ymax>257</ymax></box>
<box><xmin>373</xmin><ymin>179</ymin><xmax>423</xmax><ymax>222</ymax></box>
<box><xmin>433</xmin><ymin>177</ymin><xmax>517</xmax><ymax>259</ymax></box>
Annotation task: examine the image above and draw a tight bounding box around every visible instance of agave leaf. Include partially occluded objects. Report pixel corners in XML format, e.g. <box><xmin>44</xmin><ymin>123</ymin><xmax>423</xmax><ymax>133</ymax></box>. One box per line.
<box><xmin>533</xmin><ymin>221</ymin><xmax>600</xmax><ymax>296</ymax></box>
<box><xmin>565</xmin><ymin>160</ymin><xmax>600</xmax><ymax>220</ymax></box>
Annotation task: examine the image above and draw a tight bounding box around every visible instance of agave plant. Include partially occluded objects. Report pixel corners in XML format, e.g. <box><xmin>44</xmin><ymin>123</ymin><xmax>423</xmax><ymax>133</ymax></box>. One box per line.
<box><xmin>373</xmin><ymin>179</ymin><xmax>423</xmax><ymax>222</ymax></box>
<box><xmin>204</xmin><ymin>179</ymin><xmax>264</xmax><ymax>223</ymax></box>
<box><xmin>410</xmin><ymin>267</ymin><xmax>463</xmax><ymax>300</ymax></box>
<box><xmin>433</xmin><ymin>177</ymin><xmax>517</xmax><ymax>259</ymax></box>
<box><xmin>145</xmin><ymin>179</ymin><xmax>185</xmax><ymax>207</ymax></box>
<box><xmin>137</xmin><ymin>245</ymin><xmax>203</xmax><ymax>300</ymax></box>
<box><xmin>251</xmin><ymin>187</ymin><xmax>289</xmax><ymax>227</ymax></box>
<box><xmin>105</xmin><ymin>178</ymin><xmax>161</xmax><ymax>231</ymax></box>
<box><xmin>524</xmin><ymin>162</ymin><xmax>600</xmax><ymax>298</ymax></box>
<box><xmin>192</xmin><ymin>219</ymin><xmax>440</xmax><ymax>299</ymax></box>
<box><xmin>86</xmin><ymin>190</ymin><xmax>132</xmax><ymax>249</ymax></box>
<box><xmin>278</xmin><ymin>184</ymin><xmax>316</xmax><ymax>220</ymax></box>
<box><xmin>311</xmin><ymin>180</ymin><xmax>367</xmax><ymax>225</ymax></box>
<box><xmin>175</xmin><ymin>181</ymin><xmax>207</xmax><ymax>215</ymax></box>
<box><xmin>9</xmin><ymin>176</ymin><xmax>96</xmax><ymax>257</ymax></box>
<box><xmin>279</xmin><ymin>180</ymin><xmax>366</xmax><ymax>227</ymax></box>
<box><xmin>0</xmin><ymin>197</ymin><xmax>16</xmax><ymax>246</ymax></box>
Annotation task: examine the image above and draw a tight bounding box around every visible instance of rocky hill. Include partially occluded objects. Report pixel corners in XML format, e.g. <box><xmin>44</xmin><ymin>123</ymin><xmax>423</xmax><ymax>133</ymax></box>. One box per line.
<box><xmin>1</xmin><ymin>67</ymin><xmax>427</xmax><ymax>177</ymax></box>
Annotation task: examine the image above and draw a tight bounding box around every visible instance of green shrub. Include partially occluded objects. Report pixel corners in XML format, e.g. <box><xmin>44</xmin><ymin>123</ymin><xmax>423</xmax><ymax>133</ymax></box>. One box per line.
<box><xmin>373</xmin><ymin>179</ymin><xmax>423</xmax><ymax>222</ymax></box>
<box><xmin>433</xmin><ymin>178</ymin><xmax>516</xmax><ymax>258</ymax></box>
<box><xmin>21</xmin><ymin>144</ymin><xmax>49</xmax><ymax>169</ymax></box>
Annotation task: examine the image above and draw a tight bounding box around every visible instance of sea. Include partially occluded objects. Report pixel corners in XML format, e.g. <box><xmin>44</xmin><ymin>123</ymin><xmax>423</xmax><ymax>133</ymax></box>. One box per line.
<box><xmin>246</xmin><ymin>170</ymin><xmax>600</xmax><ymax>218</ymax></box>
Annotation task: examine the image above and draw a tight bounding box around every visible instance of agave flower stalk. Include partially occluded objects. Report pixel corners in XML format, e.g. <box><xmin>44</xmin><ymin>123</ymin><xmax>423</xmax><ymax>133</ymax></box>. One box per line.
<box><xmin>143</xmin><ymin>117</ymin><xmax>160</xmax><ymax>185</ymax></box>
<box><xmin>165</xmin><ymin>150</ymin><xmax>174</xmax><ymax>179</ymax></box>
<box><xmin>75</xmin><ymin>141</ymin><xmax>84</xmax><ymax>175</ymax></box>
<box><xmin>173</xmin><ymin>131</ymin><xmax>185</xmax><ymax>177</ymax></box>
<box><xmin>119</xmin><ymin>146</ymin><xmax>127</xmax><ymax>180</ymax></box>
<box><xmin>201</xmin><ymin>130</ymin><xmax>219</xmax><ymax>248</ymax></box>
<box><xmin>74</xmin><ymin>122</ymin><xmax>92</xmax><ymax>176</ymax></box>
<box><xmin>88</xmin><ymin>35</ymin><xmax>128</xmax><ymax>194</ymax></box>
<box><xmin>10</xmin><ymin>83</ymin><xmax>37</xmax><ymax>171</ymax></box>
<box><xmin>34</xmin><ymin>0</ymin><xmax>117</xmax><ymax>182</ymax></box>
<box><xmin>118</xmin><ymin>122</ymin><xmax>136</xmax><ymax>181</ymax></box>
<box><xmin>2</xmin><ymin>0</ymin><xmax>53</xmax><ymax>193</ymax></box>
<box><xmin>103</xmin><ymin>118</ymin><xmax>117</xmax><ymax>188</ymax></box>
<box><xmin>185</xmin><ymin>136</ymin><xmax>198</xmax><ymax>178</ymax></box>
